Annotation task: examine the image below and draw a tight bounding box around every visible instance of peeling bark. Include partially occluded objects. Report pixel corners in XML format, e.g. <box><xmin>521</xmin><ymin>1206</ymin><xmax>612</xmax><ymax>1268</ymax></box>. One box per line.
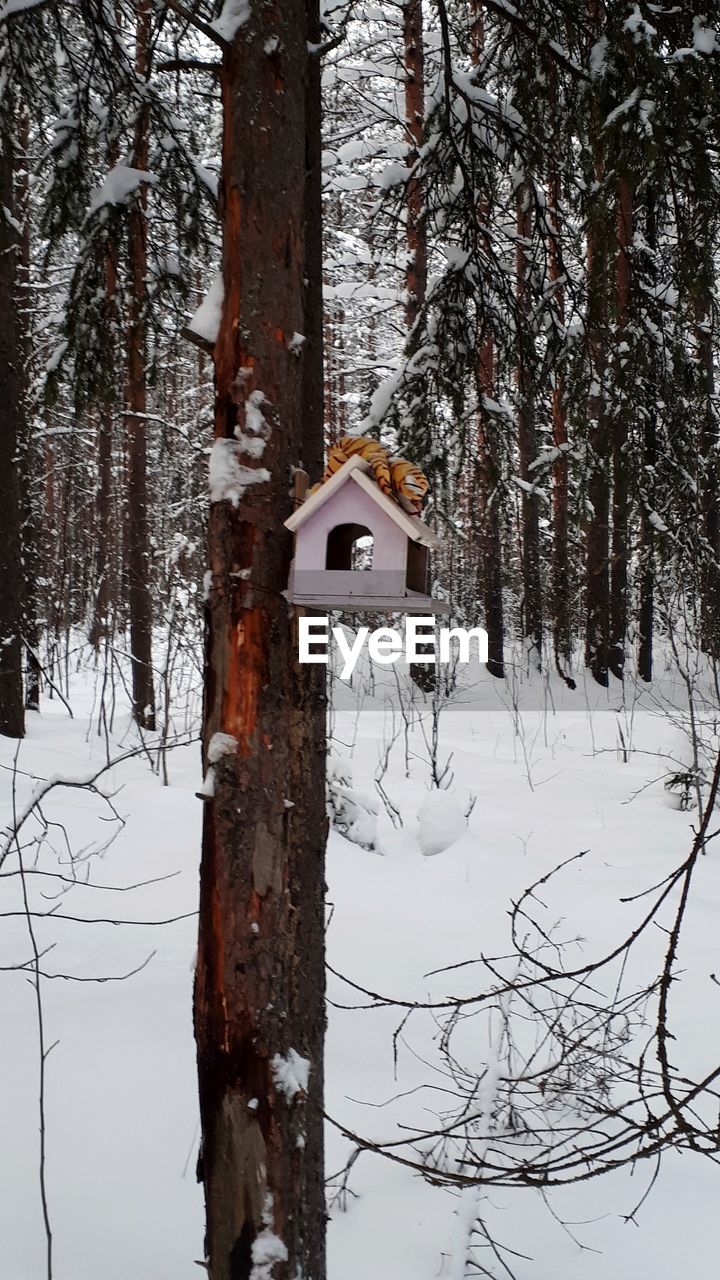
<box><xmin>196</xmin><ymin>6</ymin><xmax>327</xmax><ymax>1279</ymax></box>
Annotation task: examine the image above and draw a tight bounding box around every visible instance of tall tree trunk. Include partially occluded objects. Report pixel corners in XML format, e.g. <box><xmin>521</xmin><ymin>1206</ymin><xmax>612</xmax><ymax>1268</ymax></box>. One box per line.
<box><xmin>403</xmin><ymin>0</ymin><xmax>426</xmax><ymax>330</ymax></box>
<box><xmin>474</xmin><ymin>290</ymin><xmax>504</xmax><ymax>680</ymax></box>
<box><xmin>546</xmin><ymin>58</ymin><xmax>574</xmax><ymax>688</ymax></box>
<box><xmin>90</xmin><ymin>136</ymin><xmax>120</xmax><ymax>652</ymax></box>
<box><xmin>403</xmin><ymin>0</ymin><xmax>434</xmax><ymax>689</ymax></box>
<box><xmin>16</xmin><ymin>105</ymin><xmax>41</xmax><ymax>712</ymax></box>
<box><xmin>584</xmin><ymin>249</ymin><xmax>610</xmax><ymax>684</ymax></box>
<box><xmin>90</xmin><ymin>400</ymin><xmax>115</xmax><ymax>650</ymax></box>
<box><xmin>584</xmin><ymin>31</ymin><xmax>610</xmax><ymax>688</ymax></box>
<box><xmin>608</xmin><ymin>176</ymin><xmax>633</xmax><ymax>679</ymax></box>
<box><xmin>516</xmin><ymin>178</ymin><xmax>542</xmax><ymax>668</ymax></box>
<box><xmin>195</xmin><ymin>5</ymin><xmax>327</xmax><ymax>1279</ymax></box>
<box><xmin>303</xmin><ymin>0</ymin><xmax>324</xmax><ymax>484</ymax></box>
<box><xmin>125</xmin><ymin>0</ymin><xmax>156</xmax><ymax>729</ymax></box>
<box><xmin>0</xmin><ymin>133</ymin><xmax>25</xmax><ymax>738</ymax></box>
<box><xmin>470</xmin><ymin>2</ymin><xmax>504</xmax><ymax>679</ymax></box>
<box><xmin>698</xmin><ymin>300</ymin><xmax>720</xmax><ymax>655</ymax></box>
<box><xmin>638</xmin><ymin>193</ymin><xmax>656</xmax><ymax>682</ymax></box>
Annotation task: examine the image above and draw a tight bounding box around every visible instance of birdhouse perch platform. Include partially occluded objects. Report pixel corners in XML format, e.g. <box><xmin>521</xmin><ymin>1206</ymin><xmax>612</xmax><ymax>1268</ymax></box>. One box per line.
<box><xmin>284</xmin><ymin>455</ymin><xmax>451</xmax><ymax>614</ymax></box>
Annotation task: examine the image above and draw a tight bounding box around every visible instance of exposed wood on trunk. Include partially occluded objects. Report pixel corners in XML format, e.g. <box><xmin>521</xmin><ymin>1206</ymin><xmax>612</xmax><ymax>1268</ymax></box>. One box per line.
<box><xmin>0</xmin><ymin>129</ymin><xmax>26</xmax><ymax>738</ymax></box>
<box><xmin>609</xmin><ymin>176</ymin><xmax>633</xmax><ymax>679</ymax></box>
<box><xmin>403</xmin><ymin>0</ymin><xmax>426</xmax><ymax>330</ymax></box>
<box><xmin>125</xmin><ymin>0</ymin><xmax>156</xmax><ymax>729</ymax></box>
<box><xmin>195</xmin><ymin>5</ymin><xmax>327</xmax><ymax>1278</ymax></box>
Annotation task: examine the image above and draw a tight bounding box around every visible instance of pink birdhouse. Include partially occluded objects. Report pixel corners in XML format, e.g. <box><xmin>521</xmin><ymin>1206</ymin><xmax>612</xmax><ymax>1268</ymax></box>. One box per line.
<box><xmin>284</xmin><ymin>455</ymin><xmax>450</xmax><ymax>613</ymax></box>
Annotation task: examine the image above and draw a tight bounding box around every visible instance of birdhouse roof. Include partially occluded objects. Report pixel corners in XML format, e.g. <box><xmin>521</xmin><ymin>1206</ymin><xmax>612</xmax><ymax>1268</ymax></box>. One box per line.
<box><xmin>284</xmin><ymin>455</ymin><xmax>441</xmax><ymax>549</ymax></box>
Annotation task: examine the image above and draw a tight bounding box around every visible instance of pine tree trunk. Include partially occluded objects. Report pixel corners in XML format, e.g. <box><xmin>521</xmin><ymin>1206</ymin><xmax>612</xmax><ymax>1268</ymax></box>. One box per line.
<box><xmin>698</xmin><ymin>302</ymin><xmax>720</xmax><ymax>655</ymax></box>
<box><xmin>303</xmin><ymin>8</ymin><xmax>324</xmax><ymax>484</ymax></box>
<box><xmin>584</xmin><ymin>103</ymin><xmax>610</xmax><ymax>687</ymax></box>
<box><xmin>475</xmin><ymin>318</ymin><xmax>504</xmax><ymax>680</ymax></box>
<box><xmin>16</xmin><ymin>106</ymin><xmax>41</xmax><ymax>712</ymax></box>
<box><xmin>516</xmin><ymin>179</ymin><xmax>542</xmax><ymax>668</ymax></box>
<box><xmin>609</xmin><ymin>176</ymin><xmax>633</xmax><ymax>679</ymax></box>
<box><xmin>0</xmin><ymin>132</ymin><xmax>25</xmax><ymax>738</ymax></box>
<box><xmin>638</xmin><ymin>194</ymin><xmax>656</xmax><ymax>683</ymax></box>
<box><xmin>403</xmin><ymin>0</ymin><xmax>426</xmax><ymax>330</ymax></box>
<box><xmin>403</xmin><ymin>0</ymin><xmax>434</xmax><ymax>688</ymax></box>
<box><xmin>125</xmin><ymin>0</ymin><xmax>156</xmax><ymax>729</ymax></box>
<box><xmin>470</xmin><ymin>3</ymin><xmax>504</xmax><ymax>679</ymax></box>
<box><xmin>90</xmin><ymin>401</ymin><xmax>115</xmax><ymax>650</ymax></box>
<box><xmin>90</xmin><ymin>139</ymin><xmax>120</xmax><ymax>652</ymax></box>
<box><xmin>546</xmin><ymin>56</ymin><xmax>573</xmax><ymax>687</ymax></box>
<box><xmin>195</xmin><ymin>6</ymin><xmax>327</xmax><ymax>1278</ymax></box>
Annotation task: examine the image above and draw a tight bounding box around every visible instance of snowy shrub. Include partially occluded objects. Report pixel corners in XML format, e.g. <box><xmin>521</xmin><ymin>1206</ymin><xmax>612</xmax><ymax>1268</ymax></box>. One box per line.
<box><xmin>417</xmin><ymin>790</ymin><xmax>466</xmax><ymax>856</ymax></box>
<box><xmin>326</xmin><ymin>753</ymin><xmax>379</xmax><ymax>851</ymax></box>
<box><xmin>663</xmin><ymin>725</ymin><xmax>718</xmax><ymax>811</ymax></box>
<box><xmin>664</xmin><ymin>767</ymin><xmax>705</xmax><ymax>811</ymax></box>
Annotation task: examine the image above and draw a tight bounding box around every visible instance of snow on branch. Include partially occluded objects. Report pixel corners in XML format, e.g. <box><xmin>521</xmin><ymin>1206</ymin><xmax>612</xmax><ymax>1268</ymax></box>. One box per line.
<box><xmin>88</xmin><ymin>165</ymin><xmax>159</xmax><ymax>216</ymax></box>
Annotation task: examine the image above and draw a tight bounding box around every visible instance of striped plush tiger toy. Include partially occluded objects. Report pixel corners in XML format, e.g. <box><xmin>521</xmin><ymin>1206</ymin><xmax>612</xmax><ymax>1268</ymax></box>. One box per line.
<box><xmin>320</xmin><ymin>435</ymin><xmax>429</xmax><ymax>515</ymax></box>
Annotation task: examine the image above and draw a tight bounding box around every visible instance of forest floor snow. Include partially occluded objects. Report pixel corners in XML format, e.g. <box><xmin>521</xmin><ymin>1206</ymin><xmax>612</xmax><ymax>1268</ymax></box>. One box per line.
<box><xmin>0</xmin><ymin>656</ymin><xmax>718</xmax><ymax>1278</ymax></box>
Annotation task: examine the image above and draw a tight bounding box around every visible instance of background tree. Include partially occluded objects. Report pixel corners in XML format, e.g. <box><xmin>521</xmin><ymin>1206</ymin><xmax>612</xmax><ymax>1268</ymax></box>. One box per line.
<box><xmin>0</xmin><ymin>127</ymin><xmax>25</xmax><ymax>739</ymax></box>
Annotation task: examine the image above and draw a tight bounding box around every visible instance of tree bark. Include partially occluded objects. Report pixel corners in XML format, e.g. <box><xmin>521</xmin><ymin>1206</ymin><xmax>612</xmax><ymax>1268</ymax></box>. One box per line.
<box><xmin>90</xmin><ymin>132</ymin><xmax>120</xmax><ymax>652</ymax></box>
<box><xmin>638</xmin><ymin>194</ymin><xmax>656</xmax><ymax>683</ymax></box>
<box><xmin>403</xmin><ymin>0</ymin><xmax>426</xmax><ymax>330</ymax></box>
<box><xmin>303</xmin><ymin>13</ymin><xmax>324</xmax><ymax>485</ymax></box>
<box><xmin>16</xmin><ymin>105</ymin><xmax>41</xmax><ymax>712</ymax></box>
<box><xmin>516</xmin><ymin>178</ymin><xmax>542</xmax><ymax>668</ymax></box>
<box><xmin>0</xmin><ymin>132</ymin><xmax>26</xmax><ymax>738</ymax></box>
<box><xmin>698</xmin><ymin>299</ymin><xmax>720</xmax><ymax>655</ymax></box>
<box><xmin>608</xmin><ymin>176</ymin><xmax>633</xmax><ymax>679</ymax></box>
<box><xmin>584</xmin><ymin>12</ymin><xmax>610</xmax><ymax>688</ymax></box>
<box><xmin>125</xmin><ymin>0</ymin><xmax>156</xmax><ymax>729</ymax></box>
<box><xmin>470</xmin><ymin>2</ymin><xmax>504</xmax><ymax>679</ymax></box>
<box><xmin>195</xmin><ymin>6</ymin><xmax>327</xmax><ymax>1279</ymax></box>
<box><xmin>546</xmin><ymin>55</ymin><xmax>574</xmax><ymax>688</ymax></box>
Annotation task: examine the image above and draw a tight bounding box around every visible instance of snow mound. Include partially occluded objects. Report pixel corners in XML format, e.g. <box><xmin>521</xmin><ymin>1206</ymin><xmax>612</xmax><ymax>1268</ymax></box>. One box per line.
<box><xmin>327</xmin><ymin>753</ymin><xmax>379</xmax><ymax>851</ymax></box>
<box><xmin>417</xmin><ymin>791</ymin><xmax>467</xmax><ymax>856</ymax></box>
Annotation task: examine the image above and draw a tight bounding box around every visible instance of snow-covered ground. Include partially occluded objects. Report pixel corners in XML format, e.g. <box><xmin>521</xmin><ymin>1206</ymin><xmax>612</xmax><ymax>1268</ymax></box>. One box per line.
<box><xmin>1</xmin><ymin>652</ymin><xmax>717</xmax><ymax>1278</ymax></box>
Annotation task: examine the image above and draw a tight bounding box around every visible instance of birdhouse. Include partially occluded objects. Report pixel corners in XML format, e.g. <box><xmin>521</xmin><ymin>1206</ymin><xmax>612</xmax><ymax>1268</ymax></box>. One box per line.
<box><xmin>284</xmin><ymin>455</ymin><xmax>450</xmax><ymax>613</ymax></box>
